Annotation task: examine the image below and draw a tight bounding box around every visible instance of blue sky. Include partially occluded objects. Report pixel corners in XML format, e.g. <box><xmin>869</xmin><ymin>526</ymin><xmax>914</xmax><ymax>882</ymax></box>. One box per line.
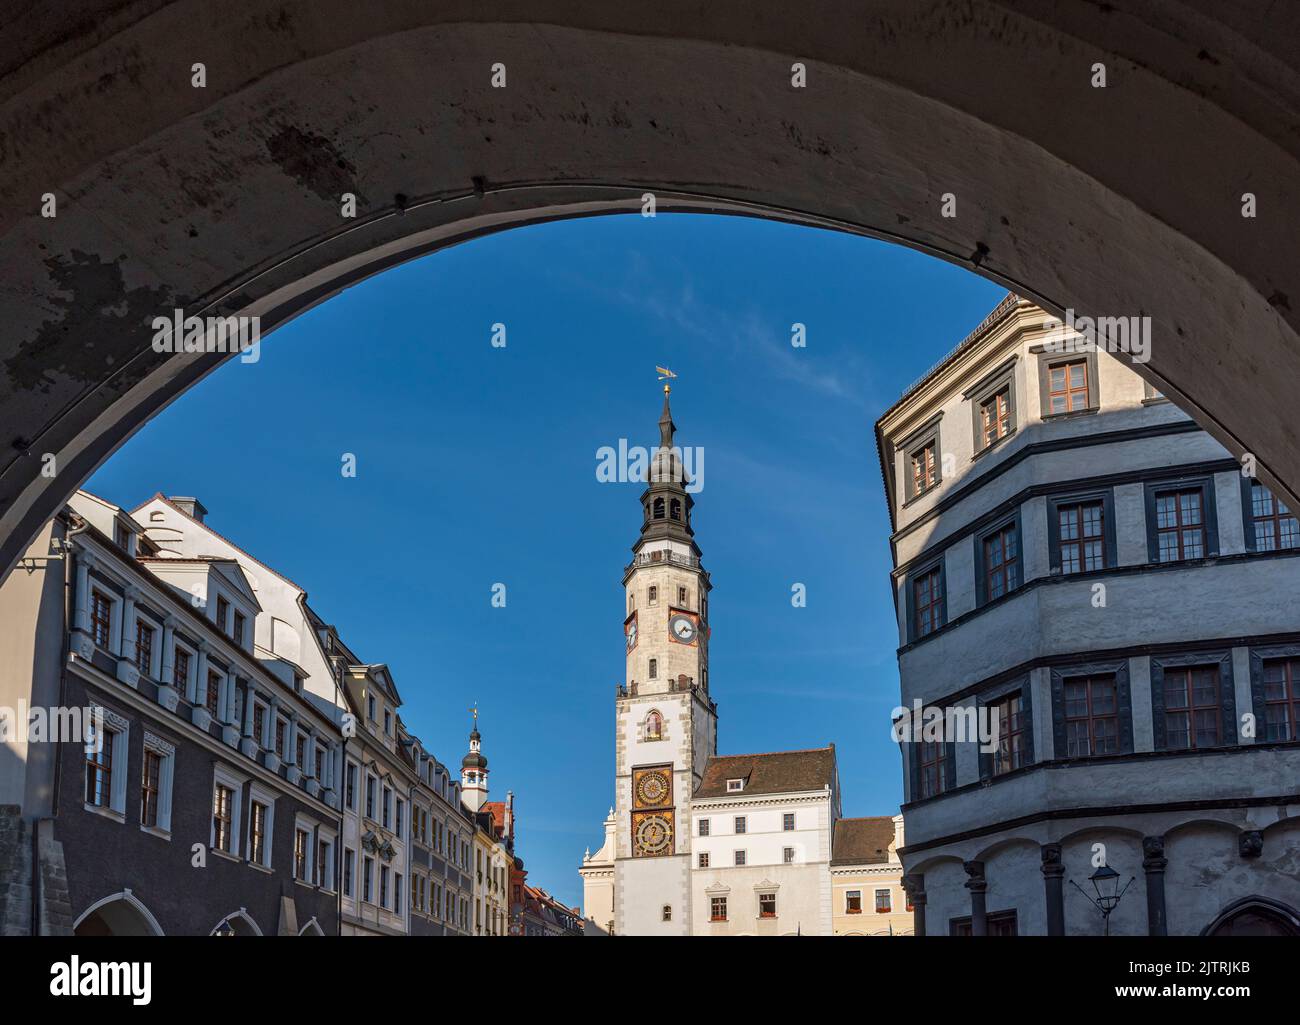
<box><xmin>88</xmin><ymin>213</ymin><xmax>1004</xmax><ymax>906</ymax></box>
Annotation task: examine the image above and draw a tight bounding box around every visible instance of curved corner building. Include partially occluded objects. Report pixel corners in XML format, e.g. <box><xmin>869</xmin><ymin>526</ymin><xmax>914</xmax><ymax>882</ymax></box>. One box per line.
<box><xmin>875</xmin><ymin>295</ymin><xmax>1300</xmax><ymax>937</ymax></box>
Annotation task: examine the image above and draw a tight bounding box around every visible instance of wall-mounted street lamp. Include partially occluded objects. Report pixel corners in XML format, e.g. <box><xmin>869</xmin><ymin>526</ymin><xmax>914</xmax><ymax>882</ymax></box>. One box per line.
<box><xmin>1069</xmin><ymin>864</ymin><xmax>1135</xmax><ymax>936</ymax></box>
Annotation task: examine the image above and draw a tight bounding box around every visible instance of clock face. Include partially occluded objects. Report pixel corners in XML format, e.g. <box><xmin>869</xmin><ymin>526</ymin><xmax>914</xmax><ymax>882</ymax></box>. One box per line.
<box><xmin>668</xmin><ymin>613</ymin><xmax>697</xmax><ymax>644</ymax></box>
<box><xmin>635</xmin><ymin>769</ymin><xmax>670</xmax><ymax>807</ymax></box>
<box><xmin>633</xmin><ymin>812</ymin><xmax>674</xmax><ymax>857</ymax></box>
<box><xmin>626</xmin><ymin>618</ymin><xmax>638</xmax><ymax>651</ymax></box>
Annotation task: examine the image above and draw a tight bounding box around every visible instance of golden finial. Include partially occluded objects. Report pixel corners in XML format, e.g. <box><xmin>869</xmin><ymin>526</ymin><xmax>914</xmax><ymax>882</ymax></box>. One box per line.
<box><xmin>656</xmin><ymin>365</ymin><xmax>677</xmax><ymax>395</ymax></box>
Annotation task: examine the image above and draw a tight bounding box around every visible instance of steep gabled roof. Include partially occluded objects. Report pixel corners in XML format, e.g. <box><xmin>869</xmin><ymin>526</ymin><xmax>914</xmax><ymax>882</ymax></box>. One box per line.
<box><xmin>831</xmin><ymin>816</ymin><xmax>897</xmax><ymax>866</ymax></box>
<box><xmin>694</xmin><ymin>746</ymin><xmax>837</xmax><ymax>799</ymax></box>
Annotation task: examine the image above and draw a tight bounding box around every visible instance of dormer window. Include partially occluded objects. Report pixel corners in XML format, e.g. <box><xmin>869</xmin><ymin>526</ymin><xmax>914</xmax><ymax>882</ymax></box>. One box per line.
<box><xmin>726</xmin><ymin>779</ymin><xmax>744</xmax><ymax>793</ymax></box>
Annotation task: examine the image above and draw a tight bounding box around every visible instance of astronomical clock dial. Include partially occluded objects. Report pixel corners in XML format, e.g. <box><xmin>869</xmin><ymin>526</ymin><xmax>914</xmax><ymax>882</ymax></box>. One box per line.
<box><xmin>635</xmin><ymin>768</ymin><xmax>671</xmax><ymax>808</ymax></box>
<box><xmin>632</xmin><ymin>811</ymin><xmax>674</xmax><ymax>857</ymax></box>
<box><xmin>668</xmin><ymin>613</ymin><xmax>697</xmax><ymax>645</ymax></box>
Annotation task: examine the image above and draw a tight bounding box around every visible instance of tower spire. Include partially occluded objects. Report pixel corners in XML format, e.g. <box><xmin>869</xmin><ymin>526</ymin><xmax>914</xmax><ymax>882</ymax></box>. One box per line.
<box><xmin>638</xmin><ymin>369</ymin><xmax>696</xmax><ymax>550</ymax></box>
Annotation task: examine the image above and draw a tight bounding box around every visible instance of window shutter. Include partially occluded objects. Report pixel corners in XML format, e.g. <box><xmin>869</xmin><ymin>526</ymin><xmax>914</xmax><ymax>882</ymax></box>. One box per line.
<box><xmin>1219</xmin><ymin>653</ymin><xmax>1238</xmax><ymax>744</ymax></box>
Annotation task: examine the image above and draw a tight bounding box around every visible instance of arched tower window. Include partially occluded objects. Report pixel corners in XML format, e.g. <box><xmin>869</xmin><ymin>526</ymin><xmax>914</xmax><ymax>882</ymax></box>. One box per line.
<box><xmin>645</xmin><ymin>709</ymin><xmax>665</xmax><ymax>741</ymax></box>
<box><xmin>670</xmin><ymin>498</ymin><xmax>682</xmax><ymax>520</ymax></box>
<box><xmin>653</xmin><ymin>497</ymin><xmax>665</xmax><ymax>519</ymax></box>
<box><xmin>648</xmin><ymin>658</ymin><xmax>658</xmax><ymax>680</ymax></box>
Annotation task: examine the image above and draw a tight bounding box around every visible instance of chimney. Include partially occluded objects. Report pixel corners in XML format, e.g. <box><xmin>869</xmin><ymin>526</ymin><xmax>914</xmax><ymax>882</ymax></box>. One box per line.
<box><xmin>169</xmin><ymin>496</ymin><xmax>208</xmax><ymax>523</ymax></box>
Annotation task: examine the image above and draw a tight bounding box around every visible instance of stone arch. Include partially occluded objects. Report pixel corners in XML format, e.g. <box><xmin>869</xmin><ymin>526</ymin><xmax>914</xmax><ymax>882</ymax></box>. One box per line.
<box><xmin>73</xmin><ymin>890</ymin><xmax>165</xmax><ymax>937</ymax></box>
<box><xmin>1</xmin><ymin>5</ymin><xmax>1298</xmax><ymax>579</ymax></box>
<box><xmin>298</xmin><ymin>917</ymin><xmax>324</xmax><ymax>936</ymax></box>
<box><xmin>642</xmin><ymin>708</ymin><xmax>666</xmax><ymax>741</ymax></box>
<box><xmin>211</xmin><ymin>908</ymin><xmax>263</xmax><ymax>936</ymax></box>
<box><xmin>1202</xmin><ymin>895</ymin><xmax>1300</xmax><ymax>937</ymax></box>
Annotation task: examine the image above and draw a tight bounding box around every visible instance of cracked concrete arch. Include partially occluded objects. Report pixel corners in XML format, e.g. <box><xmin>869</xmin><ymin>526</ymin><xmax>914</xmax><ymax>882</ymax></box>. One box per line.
<box><xmin>1</xmin><ymin>1</ymin><xmax>1298</xmax><ymax>575</ymax></box>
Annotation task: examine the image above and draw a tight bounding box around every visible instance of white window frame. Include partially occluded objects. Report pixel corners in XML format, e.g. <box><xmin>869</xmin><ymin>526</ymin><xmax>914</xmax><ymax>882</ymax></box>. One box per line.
<box><xmin>292</xmin><ymin>814</ymin><xmax>316</xmax><ymax>884</ymax></box>
<box><xmin>84</xmin><ymin>704</ymin><xmax>130</xmax><ymax>819</ymax></box>
<box><xmin>342</xmin><ymin>846</ymin><xmax>356</xmax><ymax>898</ymax></box>
<box><xmin>726</xmin><ymin>778</ymin><xmax>744</xmax><ymax>792</ymax></box>
<box><xmin>210</xmin><ymin>764</ymin><xmax>246</xmax><ymax>856</ymax></box>
<box><xmin>140</xmin><ymin>731</ymin><xmax>176</xmax><ymax>836</ymax></box>
<box><xmin>246</xmin><ymin>782</ymin><xmax>277</xmax><ymax>868</ymax></box>
<box><xmin>316</xmin><ymin>823</ymin><xmax>338</xmax><ymax>892</ymax></box>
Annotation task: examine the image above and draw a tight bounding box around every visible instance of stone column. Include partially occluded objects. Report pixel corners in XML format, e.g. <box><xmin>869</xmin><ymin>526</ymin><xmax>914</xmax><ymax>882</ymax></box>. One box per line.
<box><xmin>240</xmin><ymin>683</ymin><xmax>258</xmax><ymax>758</ymax></box>
<box><xmin>1142</xmin><ymin>835</ymin><xmax>1168</xmax><ymax>937</ymax></box>
<box><xmin>192</xmin><ymin>643</ymin><xmax>208</xmax><ymax>705</ymax></box>
<box><xmin>1041</xmin><ymin>843</ymin><xmax>1065</xmax><ymax>936</ymax></box>
<box><xmin>160</xmin><ymin>617</ymin><xmax>176</xmax><ymax>683</ymax></box>
<box><xmin>902</xmin><ymin>874</ymin><xmax>926</xmax><ymax>937</ymax></box>
<box><xmin>115</xmin><ymin>585</ymin><xmax>137</xmax><ymax>657</ymax></box>
<box><xmin>73</xmin><ymin>552</ymin><xmax>93</xmax><ymax>632</ymax></box>
<box><xmin>964</xmin><ymin>860</ymin><xmax>988</xmax><ymax>936</ymax></box>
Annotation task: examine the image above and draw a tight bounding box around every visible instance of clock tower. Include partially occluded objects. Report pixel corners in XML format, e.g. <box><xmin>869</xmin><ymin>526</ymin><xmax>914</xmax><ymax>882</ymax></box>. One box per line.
<box><xmin>613</xmin><ymin>382</ymin><xmax>717</xmax><ymax>935</ymax></box>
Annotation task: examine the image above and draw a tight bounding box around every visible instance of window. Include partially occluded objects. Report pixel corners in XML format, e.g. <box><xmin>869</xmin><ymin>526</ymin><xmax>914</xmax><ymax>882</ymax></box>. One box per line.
<box><xmin>698</xmin><ymin>818</ymin><xmax>710</xmax><ymax>837</ymax></box>
<box><xmin>85</xmin><ymin>728</ymin><xmax>115</xmax><ymax>808</ymax></box>
<box><xmin>274</xmin><ymin>717</ymin><xmax>286</xmax><ymax>757</ymax></box>
<box><xmin>216</xmin><ymin>595</ymin><xmax>230</xmax><ymax>631</ymax></box>
<box><xmin>698</xmin><ymin>853</ymin><xmax>709</xmax><ymax>868</ymax></box>
<box><xmin>726</xmin><ymin>778</ymin><xmax>744</xmax><ymax>792</ymax></box>
<box><xmin>367</xmin><ymin>694</ymin><xmax>376</xmax><ymax>721</ymax></box>
<box><xmin>394</xmin><ymin>873</ymin><xmax>402</xmax><ymax>910</ymax></box>
<box><xmin>133</xmin><ymin>619</ymin><xmax>154</xmax><ymax>674</ymax></box>
<box><xmin>173</xmin><ymin>648</ymin><xmax>191</xmax><ymax>691</ymax></box>
<box><xmin>846</xmin><ymin>890</ymin><xmax>862</xmax><ymax>914</ymax></box>
<box><xmin>380</xmin><ymin>866</ymin><xmax>390</xmax><ymax>909</ymax></box>
<box><xmin>1163</xmin><ymin>666</ymin><xmax>1221</xmax><ymax>749</ymax></box>
<box><xmin>363</xmin><ymin>856</ymin><xmax>374</xmax><ymax>903</ymax></box>
<box><xmin>782</xmin><ymin>847</ymin><xmax>794</xmax><ymax>864</ymax></box>
<box><xmin>141</xmin><ymin>749</ymin><xmax>162</xmax><ymax>826</ymax></box>
<box><xmin>989</xmin><ymin>692</ymin><xmax>1026</xmax><ymax>774</ymax></box>
<box><xmin>294</xmin><ymin>827</ymin><xmax>309</xmax><ymax>880</ymax></box>
<box><xmin>979</xmin><ymin>387</ymin><xmax>1011</xmax><ymax>448</ymax></box>
<box><xmin>662</xmin><ymin>905</ymin><xmax>672</xmax><ymax>922</ymax></box>
<box><xmin>1261</xmin><ymin>658</ymin><xmax>1300</xmax><ymax>742</ymax></box>
<box><xmin>232</xmin><ymin>611</ymin><xmax>246</xmax><ymax>647</ymax></box>
<box><xmin>951</xmin><ymin>910</ymin><xmax>1018</xmax><ymax>936</ymax></box>
<box><xmin>343</xmin><ymin>848</ymin><xmax>355</xmax><ymax>897</ymax></box>
<box><xmin>916</xmin><ymin>737</ymin><xmax>947</xmax><ymax>799</ymax></box>
<box><xmin>1154</xmin><ymin>487</ymin><xmax>1206</xmax><ymax>562</ymax></box>
<box><xmin>317</xmin><ymin>838</ymin><xmax>332</xmax><ymax>888</ymax></box>
<box><xmin>758</xmin><ymin>892</ymin><xmax>777</xmax><ymax>918</ymax></box>
<box><xmin>734</xmin><ymin>850</ymin><xmax>746</xmax><ymax>866</ymax></box>
<box><xmin>648</xmin><ymin>658</ymin><xmax>657</xmax><ymax>680</ymax></box>
<box><xmin>980</xmin><ymin>521</ymin><xmax>1019</xmax><ymax>602</ymax></box>
<box><xmin>648</xmin><ymin>585</ymin><xmax>658</xmax><ymax>606</ymax></box>
<box><xmin>314</xmin><ymin>747</ymin><xmax>324</xmax><ymax>781</ymax></box>
<box><xmin>1046</xmin><ymin>358</ymin><xmax>1090</xmax><ymax>413</ymax></box>
<box><xmin>734</xmin><ymin>816</ymin><xmax>746</xmax><ymax>834</ymax></box>
<box><xmin>670</xmin><ymin>498</ymin><xmax>682</xmax><ymax>520</ymax></box>
<box><xmin>396</xmin><ymin>798</ymin><xmax>405</xmax><ymax>838</ymax></box>
<box><xmin>1250</xmin><ymin>483</ymin><xmax>1299</xmax><ymax>552</ymax></box>
<box><xmin>213</xmin><ymin>785</ymin><xmax>235</xmax><ymax>853</ymax></box>
<box><xmin>653</xmin><ymin>498</ymin><xmax>664</xmax><ymax>520</ymax></box>
<box><xmin>365</xmin><ymin>775</ymin><xmax>376</xmax><ymax>819</ymax></box>
<box><xmin>382</xmin><ymin>786</ymin><xmax>392</xmax><ymax>828</ymax></box>
<box><xmin>678</xmin><ymin>586</ymin><xmax>688</xmax><ymax>606</ymax></box>
<box><xmin>782</xmin><ymin>812</ymin><xmax>795</xmax><ymax>831</ymax></box>
<box><xmin>911</xmin><ymin>565</ymin><xmax>944</xmax><ymax>640</ymax></box>
<box><xmin>251</xmin><ymin>702</ymin><xmax>265</xmax><ymax>747</ymax></box>
<box><xmin>1057</xmin><ymin>500</ymin><xmax>1106</xmax><ymax>573</ymax></box>
<box><xmin>910</xmin><ymin>440</ymin><xmax>938</xmax><ymax>497</ymax></box>
<box><xmin>90</xmin><ymin>590</ymin><xmax>112</xmax><ymax>649</ymax></box>
<box><xmin>710</xmin><ymin>896</ymin><xmax>727</xmax><ymax>922</ymax></box>
<box><xmin>249</xmin><ymin>801</ymin><xmax>268</xmax><ymax>864</ymax></box>
<box><xmin>384</xmin><ymin>709</ymin><xmax>392</xmax><ymax>735</ymax></box>
<box><xmin>645</xmin><ymin>709</ymin><xmax>664</xmax><ymax>740</ymax></box>
<box><xmin>295</xmin><ymin>734</ymin><xmax>306</xmax><ymax>770</ymax></box>
<box><xmin>1064</xmin><ymin>675</ymin><xmax>1119</xmax><ymax>757</ymax></box>
<box><xmin>875</xmin><ymin>889</ymin><xmax>892</xmax><ymax>913</ymax></box>
<box><xmin>205</xmin><ymin>671</ymin><xmax>222</xmax><ymax>719</ymax></box>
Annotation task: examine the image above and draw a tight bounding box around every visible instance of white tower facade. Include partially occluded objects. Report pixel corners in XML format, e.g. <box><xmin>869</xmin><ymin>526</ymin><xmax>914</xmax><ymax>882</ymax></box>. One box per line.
<box><xmin>461</xmin><ymin>714</ymin><xmax>489</xmax><ymax>813</ymax></box>
<box><xmin>613</xmin><ymin>385</ymin><xmax>717</xmax><ymax>935</ymax></box>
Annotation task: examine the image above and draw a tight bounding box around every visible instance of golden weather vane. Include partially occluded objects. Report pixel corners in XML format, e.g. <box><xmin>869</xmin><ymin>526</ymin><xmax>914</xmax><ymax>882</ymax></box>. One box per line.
<box><xmin>656</xmin><ymin>365</ymin><xmax>677</xmax><ymax>395</ymax></box>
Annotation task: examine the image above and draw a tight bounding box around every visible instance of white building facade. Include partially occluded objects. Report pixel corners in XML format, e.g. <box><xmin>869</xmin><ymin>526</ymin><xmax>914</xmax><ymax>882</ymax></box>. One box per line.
<box><xmin>876</xmin><ymin>295</ymin><xmax>1300</xmax><ymax>937</ymax></box>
